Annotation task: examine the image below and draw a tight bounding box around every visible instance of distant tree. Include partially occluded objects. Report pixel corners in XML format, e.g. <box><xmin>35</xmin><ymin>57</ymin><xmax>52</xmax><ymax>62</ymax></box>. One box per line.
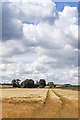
<box><xmin>54</xmin><ymin>85</ymin><xmax>56</xmax><ymax>88</ymax></box>
<box><xmin>21</xmin><ymin>79</ymin><xmax>34</xmax><ymax>88</ymax></box>
<box><xmin>12</xmin><ymin>79</ymin><xmax>21</xmax><ymax>88</ymax></box>
<box><xmin>39</xmin><ymin>79</ymin><xmax>46</xmax><ymax>88</ymax></box>
<box><xmin>47</xmin><ymin>82</ymin><xmax>54</xmax><ymax>86</ymax></box>
<box><xmin>34</xmin><ymin>81</ymin><xmax>39</xmax><ymax>88</ymax></box>
<box><xmin>47</xmin><ymin>82</ymin><xmax>54</xmax><ymax>88</ymax></box>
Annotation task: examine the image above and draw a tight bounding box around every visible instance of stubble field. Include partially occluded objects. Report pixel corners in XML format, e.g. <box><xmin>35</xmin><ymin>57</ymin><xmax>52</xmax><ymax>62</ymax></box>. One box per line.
<box><xmin>0</xmin><ymin>88</ymin><xmax>79</xmax><ymax>119</ymax></box>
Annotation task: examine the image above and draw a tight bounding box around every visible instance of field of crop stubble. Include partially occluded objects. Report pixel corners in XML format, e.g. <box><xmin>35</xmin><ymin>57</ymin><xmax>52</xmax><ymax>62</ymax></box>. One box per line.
<box><xmin>1</xmin><ymin>88</ymin><xmax>79</xmax><ymax>118</ymax></box>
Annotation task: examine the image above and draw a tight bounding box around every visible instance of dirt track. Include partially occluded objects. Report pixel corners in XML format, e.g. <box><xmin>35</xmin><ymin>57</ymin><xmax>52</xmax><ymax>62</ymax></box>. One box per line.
<box><xmin>33</xmin><ymin>89</ymin><xmax>78</xmax><ymax>118</ymax></box>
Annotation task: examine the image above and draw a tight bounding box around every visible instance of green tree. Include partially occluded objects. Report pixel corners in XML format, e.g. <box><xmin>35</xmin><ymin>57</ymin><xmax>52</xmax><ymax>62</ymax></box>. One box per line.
<box><xmin>21</xmin><ymin>79</ymin><xmax>34</xmax><ymax>88</ymax></box>
<box><xmin>39</xmin><ymin>79</ymin><xmax>46</xmax><ymax>88</ymax></box>
<box><xmin>47</xmin><ymin>82</ymin><xmax>54</xmax><ymax>86</ymax></box>
<box><xmin>12</xmin><ymin>79</ymin><xmax>21</xmax><ymax>88</ymax></box>
<box><xmin>47</xmin><ymin>82</ymin><xmax>54</xmax><ymax>88</ymax></box>
<box><xmin>34</xmin><ymin>81</ymin><xmax>39</xmax><ymax>88</ymax></box>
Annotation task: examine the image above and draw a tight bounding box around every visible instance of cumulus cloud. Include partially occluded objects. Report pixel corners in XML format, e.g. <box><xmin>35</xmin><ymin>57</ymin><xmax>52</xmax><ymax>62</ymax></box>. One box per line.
<box><xmin>1</xmin><ymin>1</ymin><xmax>78</xmax><ymax>84</ymax></box>
<box><xmin>2</xmin><ymin>3</ymin><xmax>23</xmax><ymax>41</ymax></box>
<box><xmin>2</xmin><ymin>0</ymin><xmax>56</xmax><ymax>41</ymax></box>
<box><xmin>1</xmin><ymin>63</ymin><xmax>78</xmax><ymax>84</ymax></box>
<box><xmin>22</xmin><ymin>5</ymin><xmax>78</xmax><ymax>68</ymax></box>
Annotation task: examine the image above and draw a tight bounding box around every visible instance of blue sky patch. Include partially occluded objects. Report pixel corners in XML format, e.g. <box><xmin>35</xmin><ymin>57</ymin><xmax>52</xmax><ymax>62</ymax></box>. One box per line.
<box><xmin>55</xmin><ymin>2</ymin><xmax>78</xmax><ymax>12</ymax></box>
<box><xmin>22</xmin><ymin>21</ymin><xmax>34</xmax><ymax>25</ymax></box>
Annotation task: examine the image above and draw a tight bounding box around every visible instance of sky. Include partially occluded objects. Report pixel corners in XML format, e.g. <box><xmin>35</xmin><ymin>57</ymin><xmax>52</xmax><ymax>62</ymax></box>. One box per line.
<box><xmin>1</xmin><ymin>0</ymin><xmax>79</xmax><ymax>84</ymax></box>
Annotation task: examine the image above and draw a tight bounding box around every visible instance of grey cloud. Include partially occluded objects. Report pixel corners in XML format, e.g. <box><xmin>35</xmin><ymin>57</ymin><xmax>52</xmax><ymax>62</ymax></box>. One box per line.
<box><xmin>2</xmin><ymin>47</ymin><xmax>25</xmax><ymax>57</ymax></box>
<box><xmin>2</xmin><ymin>1</ymin><xmax>57</xmax><ymax>42</ymax></box>
<box><xmin>2</xmin><ymin>57</ymin><xmax>15</xmax><ymax>63</ymax></box>
<box><xmin>2</xmin><ymin>2</ymin><xmax>23</xmax><ymax>41</ymax></box>
<box><xmin>1</xmin><ymin>2</ymin><xmax>78</xmax><ymax>85</ymax></box>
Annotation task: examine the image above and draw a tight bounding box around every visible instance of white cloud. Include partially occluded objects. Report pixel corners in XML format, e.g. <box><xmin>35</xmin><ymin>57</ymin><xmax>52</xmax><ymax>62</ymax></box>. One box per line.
<box><xmin>1</xmin><ymin>63</ymin><xmax>78</xmax><ymax>84</ymax></box>
<box><xmin>1</xmin><ymin>1</ymin><xmax>78</xmax><ymax>84</ymax></box>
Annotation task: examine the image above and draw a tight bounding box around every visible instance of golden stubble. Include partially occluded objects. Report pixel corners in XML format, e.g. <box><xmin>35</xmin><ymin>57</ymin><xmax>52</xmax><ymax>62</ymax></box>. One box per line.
<box><xmin>1</xmin><ymin>88</ymin><xmax>79</xmax><ymax>118</ymax></box>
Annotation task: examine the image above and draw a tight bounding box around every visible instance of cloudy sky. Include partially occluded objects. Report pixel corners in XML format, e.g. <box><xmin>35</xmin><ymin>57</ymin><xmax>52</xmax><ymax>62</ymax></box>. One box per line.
<box><xmin>1</xmin><ymin>0</ymin><xmax>79</xmax><ymax>84</ymax></box>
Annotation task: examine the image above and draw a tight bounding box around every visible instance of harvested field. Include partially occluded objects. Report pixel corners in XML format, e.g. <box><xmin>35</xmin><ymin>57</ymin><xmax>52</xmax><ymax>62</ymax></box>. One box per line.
<box><xmin>2</xmin><ymin>88</ymin><xmax>48</xmax><ymax>103</ymax></box>
<box><xmin>2</xmin><ymin>88</ymin><xmax>48</xmax><ymax>118</ymax></box>
<box><xmin>1</xmin><ymin>88</ymin><xmax>79</xmax><ymax>118</ymax></box>
<box><xmin>0</xmin><ymin>85</ymin><xmax>13</xmax><ymax>89</ymax></box>
<box><xmin>52</xmin><ymin>89</ymin><xmax>79</xmax><ymax>118</ymax></box>
<box><xmin>34</xmin><ymin>89</ymin><xmax>62</xmax><ymax>118</ymax></box>
<box><xmin>52</xmin><ymin>89</ymin><xmax>78</xmax><ymax>98</ymax></box>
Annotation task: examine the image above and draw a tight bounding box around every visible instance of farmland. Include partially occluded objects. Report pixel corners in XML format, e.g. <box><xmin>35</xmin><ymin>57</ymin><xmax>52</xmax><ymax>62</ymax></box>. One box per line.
<box><xmin>1</xmin><ymin>88</ymin><xmax>79</xmax><ymax>118</ymax></box>
<box><xmin>0</xmin><ymin>85</ymin><xmax>13</xmax><ymax>89</ymax></box>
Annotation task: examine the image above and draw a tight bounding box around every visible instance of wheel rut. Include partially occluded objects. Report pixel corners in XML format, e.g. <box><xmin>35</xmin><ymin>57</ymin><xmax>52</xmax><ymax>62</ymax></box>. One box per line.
<box><xmin>52</xmin><ymin>89</ymin><xmax>78</xmax><ymax>118</ymax></box>
<box><xmin>51</xmin><ymin>89</ymin><xmax>64</xmax><ymax>109</ymax></box>
<box><xmin>33</xmin><ymin>89</ymin><xmax>63</xmax><ymax>118</ymax></box>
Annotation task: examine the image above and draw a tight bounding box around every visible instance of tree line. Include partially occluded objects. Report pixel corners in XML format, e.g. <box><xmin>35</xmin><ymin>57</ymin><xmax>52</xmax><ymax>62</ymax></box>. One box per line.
<box><xmin>12</xmin><ymin>79</ymin><xmax>54</xmax><ymax>88</ymax></box>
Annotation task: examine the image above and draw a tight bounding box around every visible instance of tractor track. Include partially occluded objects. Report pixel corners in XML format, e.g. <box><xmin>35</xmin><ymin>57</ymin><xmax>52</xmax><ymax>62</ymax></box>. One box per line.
<box><xmin>51</xmin><ymin>89</ymin><xmax>78</xmax><ymax>118</ymax></box>
<box><xmin>51</xmin><ymin>89</ymin><xmax>64</xmax><ymax>109</ymax></box>
<box><xmin>34</xmin><ymin>89</ymin><xmax>78</xmax><ymax>118</ymax></box>
<box><xmin>33</xmin><ymin>89</ymin><xmax>63</xmax><ymax>118</ymax></box>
